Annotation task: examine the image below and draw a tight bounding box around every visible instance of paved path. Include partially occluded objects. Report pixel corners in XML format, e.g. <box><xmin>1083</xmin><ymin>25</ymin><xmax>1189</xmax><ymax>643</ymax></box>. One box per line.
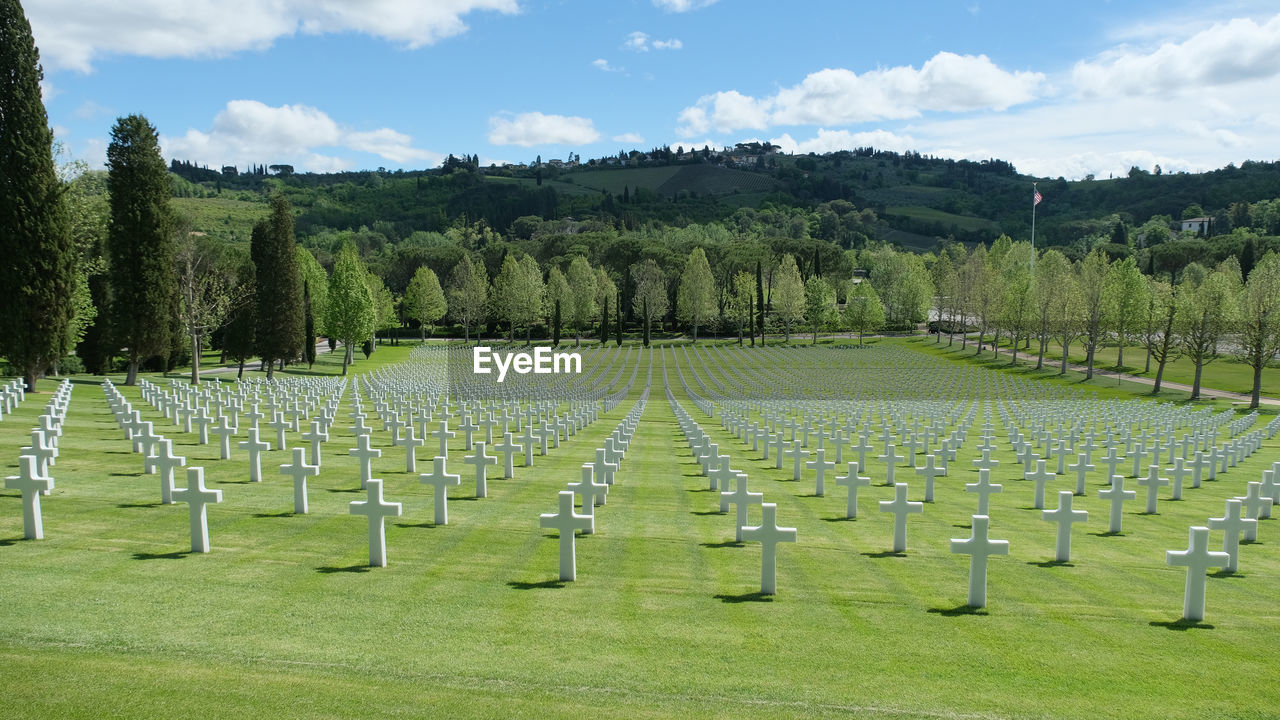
<box><xmin>945</xmin><ymin>336</ymin><xmax>1279</xmax><ymax>407</ymax></box>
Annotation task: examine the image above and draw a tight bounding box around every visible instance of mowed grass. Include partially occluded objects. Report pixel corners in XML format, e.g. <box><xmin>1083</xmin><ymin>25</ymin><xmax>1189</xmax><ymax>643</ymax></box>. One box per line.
<box><xmin>885</xmin><ymin>205</ymin><xmax>997</xmax><ymax>232</ymax></box>
<box><xmin>1</xmin><ymin>343</ymin><xmax>1278</xmax><ymax>718</ymax></box>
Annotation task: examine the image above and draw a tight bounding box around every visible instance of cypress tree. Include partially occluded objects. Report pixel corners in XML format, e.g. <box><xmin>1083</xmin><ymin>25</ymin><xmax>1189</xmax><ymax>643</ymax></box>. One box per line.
<box><xmin>615</xmin><ymin>291</ymin><xmax>623</xmax><ymax>346</ymax></box>
<box><xmin>223</xmin><ymin>260</ymin><xmax>256</xmax><ymax>379</ymax></box>
<box><xmin>552</xmin><ymin>299</ymin><xmax>561</xmax><ymax>346</ymax></box>
<box><xmin>0</xmin><ymin>0</ymin><xmax>77</xmax><ymax>390</ymax></box>
<box><xmin>251</xmin><ymin>193</ymin><xmax>304</xmax><ymax>379</ymax></box>
<box><xmin>755</xmin><ymin>260</ymin><xmax>765</xmax><ymax>343</ymax></box>
<box><xmin>303</xmin><ymin>280</ymin><xmax>317</xmax><ymax>369</ymax></box>
<box><xmin>106</xmin><ymin>114</ymin><xmax>176</xmax><ymax>385</ymax></box>
<box><xmin>600</xmin><ymin>295</ymin><xmax>609</xmax><ymax>345</ymax></box>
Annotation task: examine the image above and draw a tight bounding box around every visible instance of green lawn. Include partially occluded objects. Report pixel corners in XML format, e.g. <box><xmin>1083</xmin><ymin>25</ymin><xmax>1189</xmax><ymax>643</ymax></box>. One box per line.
<box><xmin>172</xmin><ymin>196</ymin><xmax>268</xmax><ymax>245</ymax></box>
<box><xmin>885</xmin><ymin>205</ymin><xmax>998</xmax><ymax>232</ymax></box>
<box><xmin>2</xmin><ymin>342</ymin><xmax>1278</xmax><ymax>718</ymax></box>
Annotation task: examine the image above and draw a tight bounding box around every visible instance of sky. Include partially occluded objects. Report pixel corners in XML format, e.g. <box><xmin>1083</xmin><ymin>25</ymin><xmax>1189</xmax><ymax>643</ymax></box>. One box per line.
<box><xmin>27</xmin><ymin>0</ymin><xmax>1280</xmax><ymax>180</ymax></box>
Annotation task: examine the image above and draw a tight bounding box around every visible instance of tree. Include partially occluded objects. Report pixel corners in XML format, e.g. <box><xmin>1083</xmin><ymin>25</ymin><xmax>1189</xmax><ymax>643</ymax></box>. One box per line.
<box><xmin>594</xmin><ymin>266</ymin><xmax>616</xmax><ymax>345</ymax></box>
<box><xmin>930</xmin><ymin>251</ymin><xmax>956</xmax><ymax>342</ymax></box>
<box><xmin>566</xmin><ymin>256</ymin><xmax>597</xmax><ymax>346</ymax></box>
<box><xmin>545</xmin><ymin>266</ymin><xmax>570</xmax><ymax>346</ymax></box>
<box><xmin>756</xmin><ymin>259</ymin><xmax>765</xmax><ymax>343</ymax></box>
<box><xmin>1144</xmin><ymin>278</ymin><xmax>1179</xmax><ymax>394</ymax></box>
<box><xmin>1051</xmin><ymin>271</ymin><xmax>1085</xmax><ymax>376</ymax></box>
<box><xmin>365</xmin><ymin>272</ymin><xmax>396</xmax><ymax>345</ymax></box>
<box><xmin>175</xmin><ymin>229</ymin><xmax>244</xmax><ymax>384</ymax></box>
<box><xmin>106</xmin><ymin>114</ymin><xmax>176</xmax><ymax>385</ymax></box>
<box><xmin>65</xmin><ymin>164</ymin><xmax>112</xmax><ymax>375</ymax></box>
<box><xmin>403</xmin><ymin>266</ymin><xmax>447</xmax><ymax>340</ymax></box>
<box><xmin>0</xmin><ymin>0</ymin><xmax>76</xmax><ymax>390</ymax></box>
<box><xmin>251</xmin><ymin>193</ymin><xmax>304</xmax><ymax>378</ymax></box>
<box><xmin>303</xmin><ymin>281</ymin><xmax>316</xmax><ymax>369</ymax></box>
<box><xmin>677</xmin><ymin>247</ymin><xmax>717</xmax><ymax>343</ymax></box>
<box><xmin>1103</xmin><ymin>256</ymin><xmax>1149</xmax><ymax>370</ymax></box>
<box><xmin>296</xmin><ymin>247</ymin><xmax>328</xmax><ymax>338</ymax></box>
<box><xmin>449</xmin><ymin>253</ymin><xmax>488</xmax><ymax>344</ymax></box>
<box><xmin>962</xmin><ymin>245</ymin><xmax>999</xmax><ymax>356</ymax></box>
<box><xmin>492</xmin><ymin>254</ymin><xmax>525</xmax><ymax>342</ymax></box>
<box><xmin>1236</xmin><ymin>252</ymin><xmax>1280</xmax><ymax>408</ymax></box>
<box><xmin>222</xmin><ymin>258</ymin><xmax>256</xmax><ymax>379</ymax></box>
<box><xmin>1031</xmin><ymin>249</ymin><xmax>1072</xmax><ymax>369</ymax></box>
<box><xmin>772</xmin><ymin>253</ymin><xmax>805</xmax><ymax>342</ymax></box>
<box><xmin>630</xmin><ymin>259</ymin><xmax>667</xmax><ymax>347</ymax></box>
<box><xmin>804</xmin><ymin>276</ymin><xmax>837</xmax><ymax>344</ymax></box>
<box><xmin>325</xmin><ymin>242</ymin><xmax>375</xmax><ymax>375</ymax></box>
<box><xmin>1175</xmin><ymin>269</ymin><xmax>1237</xmax><ymax>400</ymax></box>
<box><xmin>728</xmin><ymin>271</ymin><xmax>754</xmax><ymax>345</ymax></box>
<box><xmin>844</xmin><ymin>280</ymin><xmax>885</xmax><ymax>345</ymax></box>
<box><xmin>520</xmin><ymin>254</ymin><xmax>546</xmax><ymax>345</ymax></box>
<box><xmin>1078</xmin><ymin>249</ymin><xmax>1110</xmax><ymax>379</ymax></box>
<box><xmin>999</xmin><ymin>257</ymin><xmax>1035</xmax><ymax>365</ymax></box>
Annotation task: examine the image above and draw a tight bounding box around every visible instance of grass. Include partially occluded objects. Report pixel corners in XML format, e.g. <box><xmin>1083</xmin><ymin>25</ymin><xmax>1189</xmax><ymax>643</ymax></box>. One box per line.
<box><xmin>172</xmin><ymin>196</ymin><xmax>267</xmax><ymax>245</ymax></box>
<box><xmin>2</xmin><ymin>341</ymin><xmax>1278</xmax><ymax>718</ymax></box>
<box><xmin>884</xmin><ymin>205</ymin><xmax>997</xmax><ymax>232</ymax></box>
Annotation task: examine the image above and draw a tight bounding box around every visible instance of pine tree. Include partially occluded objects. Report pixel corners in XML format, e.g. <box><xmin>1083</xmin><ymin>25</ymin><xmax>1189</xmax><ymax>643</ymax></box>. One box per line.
<box><xmin>0</xmin><ymin>0</ymin><xmax>76</xmax><ymax>390</ymax></box>
<box><xmin>303</xmin><ymin>281</ymin><xmax>317</xmax><ymax>368</ymax></box>
<box><xmin>616</xmin><ymin>291</ymin><xmax>623</xmax><ymax>346</ymax></box>
<box><xmin>251</xmin><ymin>193</ymin><xmax>304</xmax><ymax>378</ymax></box>
<box><xmin>106</xmin><ymin>114</ymin><xmax>176</xmax><ymax>385</ymax></box>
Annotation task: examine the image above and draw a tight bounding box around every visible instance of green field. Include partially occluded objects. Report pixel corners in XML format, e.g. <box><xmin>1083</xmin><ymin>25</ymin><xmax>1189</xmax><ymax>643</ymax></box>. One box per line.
<box><xmin>885</xmin><ymin>205</ymin><xmax>998</xmax><ymax>232</ymax></box>
<box><xmin>570</xmin><ymin>165</ymin><xmax>780</xmax><ymax>197</ymax></box>
<box><xmin>2</xmin><ymin>341</ymin><xmax>1278</xmax><ymax>718</ymax></box>
<box><xmin>172</xmin><ymin>196</ymin><xmax>268</xmax><ymax>245</ymax></box>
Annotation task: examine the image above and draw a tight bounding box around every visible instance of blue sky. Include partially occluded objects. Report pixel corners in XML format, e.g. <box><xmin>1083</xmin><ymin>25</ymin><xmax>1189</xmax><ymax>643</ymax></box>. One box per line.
<box><xmin>29</xmin><ymin>0</ymin><xmax>1280</xmax><ymax>179</ymax></box>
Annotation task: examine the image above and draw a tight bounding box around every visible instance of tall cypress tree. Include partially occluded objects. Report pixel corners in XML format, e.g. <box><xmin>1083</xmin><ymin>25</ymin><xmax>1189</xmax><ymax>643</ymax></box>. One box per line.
<box><xmin>251</xmin><ymin>192</ymin><xmax>304</xmax><ymax>379</ymax></box>
<box><xmin>303</xmin><ymin>280</ymin><xmax>317</xmax><ymax>369</ymax></box>
<box><xmin>0</xmin><ymin>0</ymin><xmax>76</xmax><ymax>390</ymax></box>
<box><xmin>755</xmin><ymin>260</ymin><xmax>765</xmax><ymax>343</ymax></box>
<box><xmin>615</xmin><ymin>291</ymin><xmax>623</xmax><ymax>346</ymax></box>
<box><xmin>106</xmin><ymin>114</ymin><xmax>175</xmax><ymax>385</ymax></box>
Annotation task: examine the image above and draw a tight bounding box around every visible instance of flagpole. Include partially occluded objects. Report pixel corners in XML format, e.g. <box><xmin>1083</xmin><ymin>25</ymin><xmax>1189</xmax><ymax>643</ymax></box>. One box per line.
<box><xmin>1030</xmin><ymin>182</ymin><xmax>1037</xmax><ymax>272</ymax></box>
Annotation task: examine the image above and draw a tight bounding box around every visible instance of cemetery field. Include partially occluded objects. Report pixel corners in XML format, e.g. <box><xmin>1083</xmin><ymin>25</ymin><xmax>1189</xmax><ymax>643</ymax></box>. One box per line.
<box><xmin>2</xmin><ymin>341</ymin><xmax>1279</xmax><ymax>719</ymax></box>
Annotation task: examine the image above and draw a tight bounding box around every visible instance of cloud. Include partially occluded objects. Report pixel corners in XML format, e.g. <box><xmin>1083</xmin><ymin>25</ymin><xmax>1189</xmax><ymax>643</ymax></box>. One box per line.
<box><xmin>488</xmin><ymin>112</ymin><xmax>601</xmax><ymax>146</ymax></box>
<box><xmin>1073</xmin><ymin>14</ymin><xmax>1280</xmax><ymax>98</ymax></box>
<box><xmin>653</xmin><ymin>0</ymin><xmax>718</xmax><ymax>12</ymax></box>
<box><xmin>159</xmin><ymin>100</ymin><xmax>441</xmax><ymax>172</ymax></box>
<box><xmin>676</xmin><ymin>52</ymin><xmax>1043</xmax><ymax>135</ymax></box>
<box><xmin>593</xmin><ymin>58</ymin><xmax>624</xmax><ymax>72</ymax></box>
<box><xmin>624</xmin><ymin>31</ymin><xmax>682</xmax><ymax>51</ymax></box>
<box><xmin>26</xmin><ymin>0</ymin><xmax>520</xmax><ymax>72</ymax></box>
<box><xmin>612</xmin><ymin>132</ymin><xmax>645</xmax><ymax>144</ymax></box>
<box><xmin>73</xmin><ymin>100</ymin><xmax>113</xmax><ymax>120</ymax></box>
<box><xmin>769</xmin><ymin>129</ymin><xmax>918</xmax><ymax>155</ymax></box>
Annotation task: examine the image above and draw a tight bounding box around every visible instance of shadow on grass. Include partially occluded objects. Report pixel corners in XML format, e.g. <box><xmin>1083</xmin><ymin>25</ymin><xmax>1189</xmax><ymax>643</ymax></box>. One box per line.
<box><xmin>685</xmin><ymin>487</ymin><xmax>715</xmax><ymax>493</ymax></box>
<box><xmin>953</xmin><ymin>523</ymin><xmax>972</xmax><ymax>529</ymax></box>
<box><xmin>132</xmin><ymin>550</ymin><xmax>190</xmax><ymax>560</ymax></box>
<box><xmin>927</xmin><ymin>604</ymin><xmax>988</xmax><ymax>617</ymax></box>
<box><xmin>219</xmin><ymin>479</ymin><xmax>255</xmax><ymax>485</ymax></box>
<box><xmin>252</xmin><ymin>511</ymin><xmax>293</xmax><ymax>518</ymax></box>
<box><xmin>690</xmin><ymin>509</ymin><xmax>725</xmax><ymax>516</ymax></box>
<box><xmin>117</xmin><ymin>502</ymin><xmax>160</xmax><ymax>509</ymax></box>
<box><xmin>109</xmin><ymin>473</ymin><xmax>141</xmax><ymax>478</ymax></box>
<box><xmin>862</xmin><ymin>550</ymin><xmax>908</xmax><ymax>559</ymax></box>
<box><xmin>394</xmin><ymin>521</ymin><xmax>438</xmax><ymax>529</ymax></box>
<box><xmin>507</xmin><ymin>579</ymin><xmax>567</xmax><ymax>590</ymax></box>
<box><xmin>682</xmin><ymin>472</ymin><xmax>704</xmax><ymax>478</ymax></box>
<box><xmin>700</xmin><ymin>540</ymin><xmax>744</xmax><ymax>549</ymax></box>
<box><xmin>1089</xmin><ymin>531</ymin><xmax>1125</xmax><ymax>537</ymax></box>
<box><xmin>1028</xmin><ymin>559</ymin><xmax>1075</xmax><ymax>568</ymax></box>
<box><xmin>821</xmin><ymin>516</ymin><xmax>856</xmax><ymax>522</ymax></box>
<box><xmin>1150</xmin><ymin>618</ymin><xmax>1214</xmax><ymax>631</ymax></box>
<box><xmin>1209</xmin><ymin>569</ymin><xmax>1245</xmax><ymax>579</ymax></box>
<box><xmin>0</xmin><ymin>537</ymin><xmax>25</xmax><ymax>546</ymax></box>
<box><xmin>316</xmin><ymin>564</ymin><xmax>371</xmax><ymax>574</ymax></box>
<box><xmin>714</xmin><ymin>591</ymin><xmax>773</xmax><ymax>603</ymax></box>
<box><xmin>324</xmin><ymin>487</ymin><xmax>361</xmax><ymax>493</ymax></box>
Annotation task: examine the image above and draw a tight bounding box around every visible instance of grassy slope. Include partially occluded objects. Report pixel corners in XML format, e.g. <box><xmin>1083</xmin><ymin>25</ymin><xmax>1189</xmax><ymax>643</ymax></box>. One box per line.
<box><xmin>2</xmin><ymin>341</ymin><xmax>1278</xmax><ymax>718</ymax></box>
<box><xmin>172</xmin><ymin>196</ymin><xmax>267</xmax><ymax>245</ymax></box>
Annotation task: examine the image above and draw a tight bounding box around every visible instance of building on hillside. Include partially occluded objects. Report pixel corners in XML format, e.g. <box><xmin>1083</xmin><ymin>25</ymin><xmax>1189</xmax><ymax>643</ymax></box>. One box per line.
<box><xmin>1181</xmin><ymin>217</ymin><xmax>1212</xmax><ymax>235</ymax></box>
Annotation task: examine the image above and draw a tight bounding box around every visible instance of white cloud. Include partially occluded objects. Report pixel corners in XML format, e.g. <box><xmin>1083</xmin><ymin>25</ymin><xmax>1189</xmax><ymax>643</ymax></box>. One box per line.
<box><xmin>1073</xmin><ymin>13</ymin><xmax>1280</xmax><ymax>98</ymax></box>
<box><xmin>39</xmin><ymin>79</ymin><xmax>57</xmax><ymax>101</ymax></box>
<box><xmin>73</xmin><ymin>100</ymin><xmax>113</xmax><ymax>120</ymax></box>
<box><xmin>612</xmin><ymin>132</ymin><xmax>645</xmax><ymax>144</ymax></box>
<box><xmin>26</xmin><ymin>0</ymin><xmax>520</xmax><ymax>72</ymax></box>
<box><xmin>488</xmin><ymin>112</ymin><xmax>601</xmax><ymax>147</ymax></box>
<box><xmin>677</xmin><ymin>52</ymin><xmax>1043</xmax><ymax>135</ymax></box>
<box><xmin>159</xmin><ymin>100</ymin><xmax>441</xmax><ymax>172</ymax></box>
<box><xmin>769</xmin><ymin>129</ymin><xmax>918</xmax><ymax>155</ymax></box>
<box><xmin>653</xmin><ymin>0</ymin><xmax>718</xmax><ymax>12</ymax></box>
<box><xmin>624</xmin><ymin>31</ymin><xmax>682</xmax><ymax>52</ymax></box>
<box><xmin>593</xmin><ymin>58</ymin><xmax>624</xmax><ymax>72</ymax></box>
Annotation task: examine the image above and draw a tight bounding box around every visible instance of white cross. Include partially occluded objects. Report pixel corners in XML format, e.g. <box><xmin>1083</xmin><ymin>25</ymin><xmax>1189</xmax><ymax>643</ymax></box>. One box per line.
<box><xmin>237</xmin><ymin>427</ymin><xmax>271</xmax><ymax>483</ymax></box>
<box><xmin>267</xmin><ymin>411</ymin><xmax>290</xmax><ymax>450</ymax></box>
<box><xmin>1207</xmin><ymin>498</ymin><xmax>1254</xmax><ymax>573</ymax></box>
<box><xmin>464</xmin><ymin>442</ymin><xmax>498</xmax><ymax>498</ymax></box>
<box><xmin>493</xmin><ymin>432</ymin><xmax>522</xmax><ymax>479</ymax></box>
<box><xmin>879</xmin><ymin>482</ymin><xmax>923</xmax><ymax>553</ymax></box>
<box><xmin>191</xmin><ymin>408</ymin><xmax>213</xmax><ymax>445</ymax></box>
<box><xmin>1098</xmin><ymin>475</ymin><xmax>1136</xmax><ymax>533</ymax></box>
<box><xmin>172</xmin><ymin>467</ymin><xmax>222</xmax><ymax>553</ymax></box>
<box><xmin>540</xmin><ymin>490</ymin><xmax>594</xmax><ymax>581</ymax></box>
<box><xmin>1167</xmin><ymin>457</ymin><xmax>1193</xmax><ymax>500</ymax></box>
<box><xmin>146</xmin><ymin>437</ymin><xmax>185</xmax><ymax>505</ymax></box>
<box><xmin>419</xmin><ymin>456</ymin><xmax>461</xmax><ymax>525</ymax></box>
<box><xmin>459</xmin><ymin>414</ymin><xmax>478</xmax><ymax>450</ymax></box>
<box><xmin>1236</xmin><ymin>482</ymin><xmax>1273</xmax><ymax>532</ymax></box>
<box><xmin>279</xmin><ymin>447</ymin><xmax>319</xmax><ymax>514</ymax></box>
<box><xmin>395</xmin><ymin>425</ymin><xmax>425</xmax><ymax>473</ymax></box>
<box><xmin>301</xmin><ymin>420</ymin><xmax>328</xmax><ymax>468</ymax></box>
<box><xmin>971</xmin><ymin>448</ymin><xmax>999</xmax><ymax>473</ymax></box>
<box><xmin>1136</xmin><ymin>465</ymin><xmax>1170</xmax><ymax>515</ymax></box>
<box><xmin>5</xmin><ymin>455</ymin><xmax>52</xmax><ymax>539</ymax></box>
<box><xmin>568</xmin><ymin>464</ymin><xmax>607</xmax><ymax>522</ymax></box>
<box><xmin>950</xmin><ymin>514</ymin><xmax>1009</xmax><ymax>608</ymax></box>
<box><xmin>741</xmin><ymin>502</ymin><xmax>797</xmax><ymax>595</ymax></box>
<box><xmin>708</xmin><ymin>455</ymin><xmax>737</xmax><ymax>494</ymax></box>
<box><xmin>1166</xmin><ymin>526</ymin><xmax>1230</xmax><ymax>621</ymax></box>
<box><xmin>834</xmin><ymin>461</ymin><xmax>871</xmax><ymax>519</ymax></box>
<box><xmin>432</xmin><ymin>420</ymin><xmax>456</xmax><ymax>458</ymax></box>
<box><xmin>592</xmin><ymin>448</ymin><xmax>618</xmax><ymax>486</ymax></box>
<box><xmin>210</xmin><ymin>415</ymin><xmax>237</xmax><ymax>460</ymax></box>
<box><xmin>1042</xmin><ymin>490</ymin><xmax>1087</xmax><ymax>562</ymax></box>
<box><xmin>348</xmin><ymin>434</ymin><xmax>381</xmax><ymax>490</ymax></box>
<box><xmin>965</xmin><ymin>468</ymin><xmax>1002</xmax><ymax>516</ymax></box>
<box><xmin>806</xmin><ymin>448</ymin><xmax>836</xmax><ymax>496</ymax></box>
<box><xmin>915</xmin><ymin>453</ymin><xmax>945</xmax><ymax>503</ymax></box>
<box><xmin>721</xmin><ymin>474</ymin><xmax>763</xmax><ymax>542</ymax></box>
<box><xmin>349</xmin><ymin>478</ymin><xmax>402</xmax><ymax>567</ymax></box>
<box><xmin>771</xmin><ymin>433</ymin><xmax>787</xmax><ymax>468</ymax></box>
<box><xmin>878</xmin><ymin>443</ymin><xmax>905</xmax><ymax>486</ymax></box>
<box><xmin>518</xmin><ymin>424</ymin><xmax>537</xmax><ymax>466</ymax></box>
<box><xmin>1025</xmin><ymin>459</ymin><xmax>1057</xmax><ymax>510</ymax></box>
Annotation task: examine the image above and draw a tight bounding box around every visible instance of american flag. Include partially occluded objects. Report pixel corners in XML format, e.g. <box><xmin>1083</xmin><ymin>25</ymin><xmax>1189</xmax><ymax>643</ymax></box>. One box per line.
<box><xmin>1033</xmin><ymin>187</ymin><xmax>1043</xmax><ymax>206</ymax></box>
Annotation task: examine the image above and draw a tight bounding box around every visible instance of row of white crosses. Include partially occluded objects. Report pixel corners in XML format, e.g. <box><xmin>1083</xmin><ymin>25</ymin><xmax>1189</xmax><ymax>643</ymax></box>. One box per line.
<box><xmin>5</xmin><ymin>380</ymin><xmax>72</xmax><ymax>540</ymax></box>
<box><xmin>664</xmin><ymin>351</ymin><xmax>797</xmax><ymax>595</ymax></box>
<box><xmin>0</xmin><ymin>378</ymin><xmax>28</xmax><ymax>419</ymax></box>
<box><xmin>540</xmin><ymin>377</ymin><xmax>649</xmax><ymax>582</ymax></box>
